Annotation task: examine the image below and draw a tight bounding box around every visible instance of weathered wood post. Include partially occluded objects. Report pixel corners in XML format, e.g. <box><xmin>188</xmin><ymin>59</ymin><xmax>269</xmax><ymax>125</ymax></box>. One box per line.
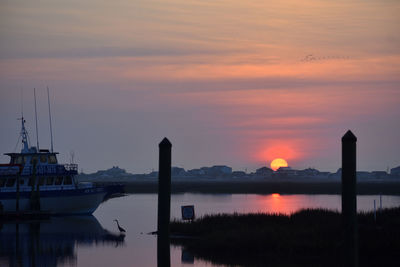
<box><xmin>341</xmin><ymin>130</ymin><xmax>358</xmax><ymax>267</ymax></box>
<box><xmin>157</xmin><ymin>137</ymin><xmax>172</xmax><ymax>267</ymax></box>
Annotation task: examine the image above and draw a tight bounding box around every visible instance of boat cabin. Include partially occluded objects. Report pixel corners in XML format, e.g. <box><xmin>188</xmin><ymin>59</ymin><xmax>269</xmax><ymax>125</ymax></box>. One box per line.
<box><xmin>1</xmin><ymin>148</ymin><xmax>78</xmax><ymax>192</ymax></box>
<box><xmin>6</xmin><ymin>150</ymin><xmax>58</xmax><ymax>165</ymax></box>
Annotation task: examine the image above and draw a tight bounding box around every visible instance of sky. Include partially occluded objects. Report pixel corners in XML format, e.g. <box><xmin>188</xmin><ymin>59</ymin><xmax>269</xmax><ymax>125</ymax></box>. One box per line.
<box><xmin>0</xmin><ymin>0</ymin><xmax>399</xmax><ymax>173</ymax></box>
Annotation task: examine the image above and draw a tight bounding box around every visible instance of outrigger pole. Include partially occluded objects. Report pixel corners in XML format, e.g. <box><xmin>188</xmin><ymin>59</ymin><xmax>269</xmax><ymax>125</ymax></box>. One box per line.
<box><xmin>47</xmin><ymin>86</ymin><xmax>54</xmax><ymax>152</ymax></box>
<box><xmin>34</xmin><ymin>88</ymin><xmax>40</xmax><ymax>150</ymax></box>
<box><xmin>21</xmin><ymin>87</ymin><xmax>24</xmax><ymax>118</ymax></box>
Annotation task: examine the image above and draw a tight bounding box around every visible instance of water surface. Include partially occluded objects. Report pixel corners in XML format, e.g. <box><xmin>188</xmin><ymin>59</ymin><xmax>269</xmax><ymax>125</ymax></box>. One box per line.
<box><xmin>1</xmin><ymin>194</ymin><xmax>399</xmax><ymax>267</ymax></box>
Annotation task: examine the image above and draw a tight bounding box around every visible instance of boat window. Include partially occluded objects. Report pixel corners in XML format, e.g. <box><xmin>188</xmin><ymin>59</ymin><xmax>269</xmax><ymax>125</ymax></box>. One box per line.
<box><xmin>38</xmin><ymin>177</ymin><xmax>45</xmax><ymax>186</ymax></box>
<box><xmin>0</xmin><ymin>179</ymin><xmax>6</xmax><ymax>187</ymax></box>
<box><xmin>46</xmin><ymin>177</ymin><xmax>54</xmax><ymax>185</ymax></box>
<box><xmin>16</xmin><ymin>156</ymin><xmax>23</xmax><ymax>164</ymax></box>
<box><xmin>48</xmin><ymin>155</ymin><xmax>57</xmax><ymax>164</ymax></box>
<box><xmin>28</xmin><ymin>178</ymin><xmax>35</xmax><ymax>186</ymax></box>
<box><xmin>64</xmin><ymin>176</ymin><xmax>72</xmax><ymax>185</ymax></box>
<box><xmin>40</xmin><ymin>155</ymin><xmax>47</xmax><ymax>163</ymax></box>
<box><xmin>55</xmin><ymin>176</ymin><xmax>63</xmax><ymax>185</ymax></box>
<box><xmin>6</xmin><ymin>178</ymin><xmax>16</xmax><ymax>187</ymax></box>
<box><xmin>30</xmin><ymin>156</ymin><xmax>38</xmax><ymax>165</ymax></box>
<box><xmin>19</xmin><ymin>179</ymin><xmax>24</xmax><ymax>185</ymax></box>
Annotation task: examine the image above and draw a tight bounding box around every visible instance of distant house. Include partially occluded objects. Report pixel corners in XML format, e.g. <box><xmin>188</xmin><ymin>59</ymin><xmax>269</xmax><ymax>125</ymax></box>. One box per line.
<box><xmin>371</xmin><ymin>171</ymin><xmax>388</xmax><ymax>179</ymax></box>
<box><xmin>148</xmin><ymin>171</ymin><xmax>158</xmax><ymax>177</ymax></box>
<box><xmin>390</xmin><ymin>166</ymin><xmax>400</xmax><ymax>176</ymax></box>
<box><xmin>97</xmin><ymin>166</ymin><xmax>126</xmax><ymax>176</ymax></box>
<box><xmin>255</xmin><ymin>167</ymin><xmax>273</xmax><ymax>177</ymax></box>
<box><xmin>329</xmin><ymin>168</ymin><xmax>341</xmax><ymax>179</ymax></box>
<box><xmin>275</xmin><ymin>167</ymin><xmax>297</xmax><ymax>177</ymax></box>
<box><xmin>297</xmin><ymin>168</ymin><xmax>319</xmax><ymax>177</ymax></box>
<box><xmin>212</xmin><ymin>165</ymin><xmax>232</xmax><ymax>174</ymax></box>
<box><xmin>77</xmin><ymin>166</ymin><xmax>134</xmax><ymax>182</ymax></box>
<box><xmin>187</xmin><ymin>169</ymin><xmax>205</xmax><ymax>176</ymax></box>
<box><xmin>319</xmin><ymin>172</ymin><xmax>330</xmax><ymax>178</ymax></box>
<box><xmin>92</xmin><ymin>166</ymin><xmax>128</xmax><ymax>178</ymax></box>
<box><xmin>201</xmin><ymin>165</ymin><xmax>232</xmax><ymax>177</ymax></box>
<box><xmin>356</xmin><ymin>171</ymin><xmax>372</xmax><ymax>179</ymax></box>
<box><xmin>172</xmin><ymin>167</ymin><xmax>186</xmax><ymax>177</ymax></box>
<box><xmin>200</xmin><ymin>167</ymin><xmax>210</xmax><ymax>175</ymax></box>
<box><xmin>232</xmin><ymin>171</ymin><xmax>247</xmax><ymax>178</ymax></box>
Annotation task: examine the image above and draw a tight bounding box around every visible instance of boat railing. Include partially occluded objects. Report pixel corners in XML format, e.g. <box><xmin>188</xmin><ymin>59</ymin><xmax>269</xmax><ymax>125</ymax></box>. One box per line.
<box><xmin>20</xmin><ymin>164</ymin><xmax>79</xmax><ymax>176</ymax></box>
<box><xmin>0</xmin><ymin>164</ymin><xmax>23</xmax><ymax>176</ymax></box>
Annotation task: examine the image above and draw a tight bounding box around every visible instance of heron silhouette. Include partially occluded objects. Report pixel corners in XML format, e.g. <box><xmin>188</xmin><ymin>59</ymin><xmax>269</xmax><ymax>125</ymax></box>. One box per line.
<box><xmin>114</xmin><ymin>219</ymin><xmax>126</xmax><ymax>233</ymax></box>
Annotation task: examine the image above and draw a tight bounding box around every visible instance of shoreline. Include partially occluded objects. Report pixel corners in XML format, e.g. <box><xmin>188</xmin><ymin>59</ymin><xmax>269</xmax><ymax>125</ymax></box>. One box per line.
<box><xmin>97</xmin><ymin>178</ymin><xmax>400</xmax><ymax>195</ymax></box>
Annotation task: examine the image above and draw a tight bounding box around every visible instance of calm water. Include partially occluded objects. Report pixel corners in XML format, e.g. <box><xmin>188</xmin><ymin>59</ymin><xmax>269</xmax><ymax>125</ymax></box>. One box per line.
<box><xmin>1</xmin><ymin>194</ymin><xmax>400</xmax><ymax>267</ymax></box>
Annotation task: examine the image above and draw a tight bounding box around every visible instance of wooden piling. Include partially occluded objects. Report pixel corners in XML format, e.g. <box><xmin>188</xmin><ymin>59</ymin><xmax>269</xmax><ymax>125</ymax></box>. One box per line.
<box><xmin>157</xmin><ymin>137</ymin><xmax>172</xmax><ymax>267</ymax></box>
<box><xmin>341</xmin><ymin>130</ymin><xmax>358</xmax><ymax>267</ymax></box>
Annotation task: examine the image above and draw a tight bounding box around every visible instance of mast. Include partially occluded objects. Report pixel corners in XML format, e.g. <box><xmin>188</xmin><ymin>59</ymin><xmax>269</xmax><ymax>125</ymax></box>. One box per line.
<box><xmin>21</xmin><ymin>87</ymin><xmax>24</xmax><ymax>119</ymax></box>
<box><xmin>34</xmin><ymin>88</ymin><xmax>39</xmax><ymax>150</ymax></box>
<box><xmin>47</xmin><ymin>86</ymin><xmax>54</xmax><ymax>152</ymax></box>
<box><xmin>19</xmin><ymin>116</ymin><xmax>29</xmax><ymax>153</ymax></box>
<box><xmin>18</xmin><ymin>88</ymin><xmax>30</xmax><ymax>153</ymax></box>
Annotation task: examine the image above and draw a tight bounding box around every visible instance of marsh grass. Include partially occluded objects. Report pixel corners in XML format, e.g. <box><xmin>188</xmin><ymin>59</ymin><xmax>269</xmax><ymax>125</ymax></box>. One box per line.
<box><xmin>170</xmin><ymin>208</ymin><xmax>400</xmax><ymax>267</ymax></box>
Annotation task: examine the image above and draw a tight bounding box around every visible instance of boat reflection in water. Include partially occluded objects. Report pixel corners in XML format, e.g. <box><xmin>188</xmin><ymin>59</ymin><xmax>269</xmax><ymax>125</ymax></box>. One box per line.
<box><xmin>0</xmin><ymin>216</ymin><xmax>125</xmax><ymax>266</ymax></box>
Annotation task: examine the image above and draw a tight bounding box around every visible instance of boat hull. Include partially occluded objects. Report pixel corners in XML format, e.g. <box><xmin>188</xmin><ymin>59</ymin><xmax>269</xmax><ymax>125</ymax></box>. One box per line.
<box><xmin>0</xmin><ymin>188</ymin><xmax>107</xmax><ymax>214</ymax></box>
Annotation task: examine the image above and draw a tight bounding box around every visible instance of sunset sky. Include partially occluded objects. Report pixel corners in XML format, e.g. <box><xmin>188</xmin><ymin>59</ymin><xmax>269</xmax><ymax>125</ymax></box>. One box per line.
<box><xmin>1</xmin><ymin>0</ymin><xmax>399</xmax><ymax>173</ymax></box>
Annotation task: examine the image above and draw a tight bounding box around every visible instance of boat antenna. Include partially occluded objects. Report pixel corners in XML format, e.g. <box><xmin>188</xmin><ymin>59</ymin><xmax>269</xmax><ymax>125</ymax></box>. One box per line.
<box><xmin>47</xmin><ymin>86</ymin><xmax>54</xmax><ymax>152</ymax></box>
<box><xmin>34</xmin><ymin>88</ymin><xmax>40</xmax><ymax>150</ymax></box>
<box><xmin>21</xmin><ymin>87</ymin><xmax>24</xmax><ymax>118</ymax></box>
<box><xmin>17</xmin><ymin>87</ymin><xmax>31</xmax><ymax>152</ymax></box>
<box><xmin>14</xmin><ymin>88</ymin><xmax>24</xmax><ymax>152</ymax></box>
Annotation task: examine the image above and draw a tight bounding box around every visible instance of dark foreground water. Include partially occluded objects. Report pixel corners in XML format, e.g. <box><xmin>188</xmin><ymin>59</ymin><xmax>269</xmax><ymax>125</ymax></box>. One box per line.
<box><xmin>1</xmin><ymin>194</ymin><xmax>400</xmax><ymax>267</ymax></box>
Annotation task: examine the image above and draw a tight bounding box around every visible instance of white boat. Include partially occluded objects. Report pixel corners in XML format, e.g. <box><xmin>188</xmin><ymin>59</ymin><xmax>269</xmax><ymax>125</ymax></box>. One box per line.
<box><xmin>0</xmin><ymin>117</ymin><xmax>121</xmax><ymax>215</ymax></box>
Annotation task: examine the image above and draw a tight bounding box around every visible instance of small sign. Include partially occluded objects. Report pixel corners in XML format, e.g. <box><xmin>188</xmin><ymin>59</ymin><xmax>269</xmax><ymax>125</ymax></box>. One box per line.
<box><xmin>181</xmin><ymin>205</ymin><xmax>195</xmax><ymax>221</ymax></box>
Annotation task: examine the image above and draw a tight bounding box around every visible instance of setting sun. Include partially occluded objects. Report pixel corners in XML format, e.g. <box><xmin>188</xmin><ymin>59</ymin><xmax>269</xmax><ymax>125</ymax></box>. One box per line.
<box><xmin>270</xmin><ymin>158</ymin><xmax>288</xmax><ymax>171</ymax></box>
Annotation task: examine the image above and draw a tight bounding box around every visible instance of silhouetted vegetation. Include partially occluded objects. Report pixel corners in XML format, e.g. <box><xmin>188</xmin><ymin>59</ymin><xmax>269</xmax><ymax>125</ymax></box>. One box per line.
<box><xmin>171</xmin><ymin>208</ymin><xmax>400</xmax><ymax>267</ymax></box>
